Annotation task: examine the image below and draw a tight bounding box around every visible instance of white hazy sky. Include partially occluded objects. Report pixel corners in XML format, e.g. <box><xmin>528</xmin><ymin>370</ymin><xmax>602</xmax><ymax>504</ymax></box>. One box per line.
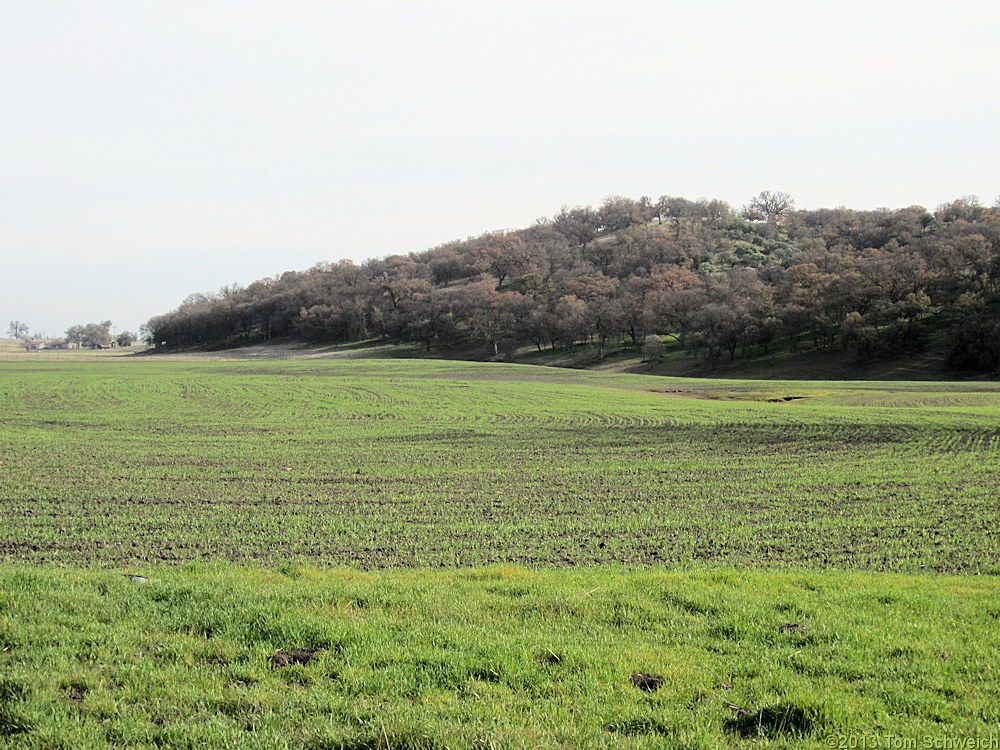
<box><xmin>2</xmin><ymin>0</ymin><xmax>998</xmax><ymax>338</ymax></box>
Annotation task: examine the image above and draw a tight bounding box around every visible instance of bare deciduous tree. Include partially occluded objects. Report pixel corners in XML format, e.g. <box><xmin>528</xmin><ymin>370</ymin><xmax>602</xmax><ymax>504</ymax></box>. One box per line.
<box><xmin>741</xmin><ymin>191</ymin><xmax>795</xmax><ymax>223</ymax></box>
<box><xmin>8</xmin><ymin>321</ymin><xmax>29</xmax><ymax>340</ymax></box>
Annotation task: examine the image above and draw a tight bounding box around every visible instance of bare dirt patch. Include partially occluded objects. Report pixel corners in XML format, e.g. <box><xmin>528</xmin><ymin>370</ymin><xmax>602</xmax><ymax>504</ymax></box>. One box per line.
<box><xmin>268</xmin><ymin>648</ymin><xmax>319</xmax><ymax>669</ymax></box>
<box><xmin>629</xmin><ymin>672</ymin><xmax>664</xmax><ymax>691</ymax></box>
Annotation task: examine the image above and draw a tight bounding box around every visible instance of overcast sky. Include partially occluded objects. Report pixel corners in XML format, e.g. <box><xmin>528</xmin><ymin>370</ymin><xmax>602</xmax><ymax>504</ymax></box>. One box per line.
<box><xmin>3</xmin><ymin>0</ymin><xmax>998</xmax><ymax>338</ymax></box>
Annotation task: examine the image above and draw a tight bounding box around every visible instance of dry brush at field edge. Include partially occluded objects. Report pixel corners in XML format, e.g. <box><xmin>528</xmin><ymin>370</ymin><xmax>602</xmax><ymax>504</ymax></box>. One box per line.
<box><xmin>0</xmin><ymin>359</ymin><xmax>997</xmax><ymax>572</ymax></box>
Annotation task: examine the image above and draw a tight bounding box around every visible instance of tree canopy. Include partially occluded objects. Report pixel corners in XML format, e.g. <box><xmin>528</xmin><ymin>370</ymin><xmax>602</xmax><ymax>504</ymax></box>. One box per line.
<box><xmin>7</xmin><ymin>321</ymin><xmax>29</xmax><ymax>340</ymax></box>
<box><xmin>66</xmin><ymin>321</ymin><xmax>114</xmax><ymax>348</ymax></box>
<box><xmin>143</xmin><ymin>193</ymin><xmax>1000</xmax><ymax>374</ymax></box>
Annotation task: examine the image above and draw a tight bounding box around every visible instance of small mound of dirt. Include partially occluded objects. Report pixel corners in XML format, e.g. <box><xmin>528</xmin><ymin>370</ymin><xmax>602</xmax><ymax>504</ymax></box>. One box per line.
<box><xmin>65</xmin><ymin>685</ymin><xmax>88</xmax><ymax>704</ymax></box>
<box><xmin>778</xmin><ymin>622</ymin><xmax>805</xmax><ymax>633</ymax></box>
<box><xmin>268</xmin><ymin>648</ymin><xmax>319</xmax><ymax>669</ymax></box>
<box><xmin>630</xmin><ymin>672</ymin><xmax>664</xmax><ymax>692</ymax></box>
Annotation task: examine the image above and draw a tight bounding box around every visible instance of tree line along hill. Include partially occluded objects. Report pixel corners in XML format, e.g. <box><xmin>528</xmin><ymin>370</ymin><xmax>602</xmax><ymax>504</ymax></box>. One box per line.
<box><xmin>142</xmin><ymin>192</ymin><xmax>1000</xmax><ymax>376</ymax></box>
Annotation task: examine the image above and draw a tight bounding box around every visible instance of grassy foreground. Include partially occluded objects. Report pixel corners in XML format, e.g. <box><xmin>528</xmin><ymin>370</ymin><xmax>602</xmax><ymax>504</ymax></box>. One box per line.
<box><xmin>1</xmin><ymin>565</ymin><xmax>998</xmax><ymax>749</ymax></box>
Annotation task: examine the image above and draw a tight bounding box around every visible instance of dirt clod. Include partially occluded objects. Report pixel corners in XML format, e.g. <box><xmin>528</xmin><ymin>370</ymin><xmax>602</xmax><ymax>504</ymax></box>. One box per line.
<box><xmin>630</xmin><ymin>672</ymin><xmax>664</xmax><ymax>691</ymax></box>
<box><xmin>268</xmin><ymin>648</ymin><xmax>318</xmax><ymax>669</ymax></box>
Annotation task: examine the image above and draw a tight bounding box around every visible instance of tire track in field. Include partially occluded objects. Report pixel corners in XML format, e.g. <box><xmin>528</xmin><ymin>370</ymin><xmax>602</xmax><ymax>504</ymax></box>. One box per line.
<box><xmin>42</xmin><ymin>369</ymin><xmax>1000</xmax><ymax>456</ymax></box>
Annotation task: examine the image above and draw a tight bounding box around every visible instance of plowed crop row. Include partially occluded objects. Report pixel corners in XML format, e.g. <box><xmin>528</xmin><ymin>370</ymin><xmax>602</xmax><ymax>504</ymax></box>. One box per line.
<box><xmin>1</xmin><ymin>359</ymin><xmax>997</xmax><ymax>572</ymax></box>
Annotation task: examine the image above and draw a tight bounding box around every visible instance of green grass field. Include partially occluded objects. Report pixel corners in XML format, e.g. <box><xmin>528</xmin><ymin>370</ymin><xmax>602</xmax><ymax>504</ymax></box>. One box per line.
<box><xmin>1</xmin><ymin>359</ymin><xmax>999</xmax><ymax>747</ymax></box>
<box><xmin>2</xmin><ymin>565</ymin><xmax>998</xmax><ymax>749</ymax></box>
<box><xmin>2</xmin><ymin>359</ymin><xmax>998</xmax><ymax>571</ymax></box>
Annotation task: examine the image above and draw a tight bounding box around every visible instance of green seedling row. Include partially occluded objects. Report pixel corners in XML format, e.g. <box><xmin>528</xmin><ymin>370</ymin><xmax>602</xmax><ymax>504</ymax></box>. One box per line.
<box><xmin>1</xmin><ymin>359</ymin><xmax>998</xmax><ymax>572</ymax></box>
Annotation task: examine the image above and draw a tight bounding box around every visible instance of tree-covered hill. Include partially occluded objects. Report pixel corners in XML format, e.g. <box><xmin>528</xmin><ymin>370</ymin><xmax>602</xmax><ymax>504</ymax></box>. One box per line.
<box><xmin>143</xmin><ymin>193</ymin><xmax>1000</xmax><ymax>375</ymax></box>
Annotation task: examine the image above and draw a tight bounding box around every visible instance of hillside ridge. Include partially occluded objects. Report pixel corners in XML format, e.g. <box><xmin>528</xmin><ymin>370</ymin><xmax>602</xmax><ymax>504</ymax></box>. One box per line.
<box><xmin>143</xmin><ymin>193</ymin><xmax>1000</xmax><ymax>377</ymax></box>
